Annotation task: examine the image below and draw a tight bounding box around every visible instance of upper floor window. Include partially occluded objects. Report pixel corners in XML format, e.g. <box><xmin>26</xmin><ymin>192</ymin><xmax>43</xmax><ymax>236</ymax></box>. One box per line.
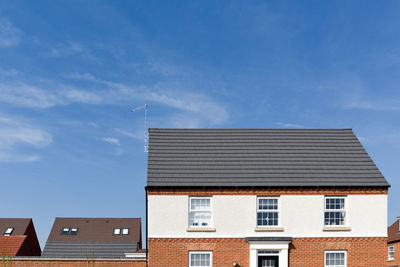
<box><xmin>189</xmin><ymin>197</ymin><xmax>212</xmax><ymax>227</ymax></box>
<box><xmin>3</xmin><ymin>227</ymin><xmax>13</xmax><ymax>236</ymax></box>
<box><xmin>324</xmin><ymin>197</ymin><xmax>346</xmax><ymax>226</ymax></box>
<box><xmin>114</xmin><ymin>228</ymin><xmax>129</xmax><ymax>235</ymax></box>
<box><xmin>388</xmin><ymin>245</ymin><xmax>394</xmax><ymax>260</ymax></box>
<box><xmin>257</xmin><ymin>197</ymin><xmax>279</xmax><ymax>226</ymax></box>
<box><xmin>189</xmin><ymin>251</ymin><xmax>212</xmax><ymax>267</ymax></box>
<box><xmin>61</xmin><ymin>228</ymin><xmax>78</xmax><ymax>235</ymax></box>
<box><xmin>325</xmin><ymin>251</ymin><xmax>347</xmax><ymax>267</ymax></box>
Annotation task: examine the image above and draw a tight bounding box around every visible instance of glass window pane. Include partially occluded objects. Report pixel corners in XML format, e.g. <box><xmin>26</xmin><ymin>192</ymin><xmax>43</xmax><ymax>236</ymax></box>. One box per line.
<box><xmin>257</xmin><ymin>212</ymin><xmax>278</xmax><ymax>226</ymax></box>
<box><xmin>190</xmin><ymin>253</ymin><xmax>211</xmax><ymax>267</ymax></box>
<box><xmin>325</xmin><ymin>252</ymin><xmax>345</xmax><ymax>267</ymax></box>
<box><xmin>191</xmin><ymin>198</ymin><xmax>210</xmax><ymax>211</ymax></box>
<box><xmin>114</xmin><ymin>228</ymin><xmax>121</xmax><ymax>235</ymax></box>
<box><xmin>189</xmin><ymin>212</ymin><xmax>211</xmax><ymax>227</ymax></box>
<box><xmin>122</xmin><ymin>228</ymin><xmax>129</xmax><ymax>235</ymax></box>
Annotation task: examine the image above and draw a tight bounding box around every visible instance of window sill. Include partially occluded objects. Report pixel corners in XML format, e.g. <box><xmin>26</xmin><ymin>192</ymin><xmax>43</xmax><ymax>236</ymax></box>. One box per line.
<box><xmin>254</xmin><ymin>227</ymin><xmax>284</xmax><ymax>232</ymax></box>
<box><xmin>186</xmin><ymin>227</ymin><xmax>216</xmax><ymax>232</ymax></box>
<box><xmin>323</xmin><ymin>226</ymin><xmax>351</xmax><ymax>231</ymax></box>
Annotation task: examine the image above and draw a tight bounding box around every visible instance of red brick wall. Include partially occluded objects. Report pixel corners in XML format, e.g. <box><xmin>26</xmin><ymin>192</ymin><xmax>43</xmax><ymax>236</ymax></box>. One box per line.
<box><xmin>9</xmin><ymin>259</ymin><xmax>146</xmax><ymax>267</ymax></box>
<box><xmin>148</xmin><ymin>238</ymin><xmax>249</xmax><ymax>267</ymax></box>
<box><xmin>148</xmin><ymin>237</ymin><xmax>387</xmax><ymax>267</ymax></box>
<box><xmin>290</xmin><ymin>237</ymin><xmax>387</xmax><ymax>267</ymax></box>
<box><xmin>387</xmin><ymin>241</ymin><xmax>400</xmax><ymax>266</ymax></box>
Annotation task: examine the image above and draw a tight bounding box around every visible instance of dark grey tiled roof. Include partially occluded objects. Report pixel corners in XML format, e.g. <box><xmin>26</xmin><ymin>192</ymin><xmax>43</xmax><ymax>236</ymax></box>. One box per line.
<box><xmin>41</xmin><ymin>242</ymin><xmax>137</xmax><ymax>258</ymax></box>
<box><xmin>147</xmin><ymin>128</ymin><xmax>389</xmax><ymax>187</ymax></box>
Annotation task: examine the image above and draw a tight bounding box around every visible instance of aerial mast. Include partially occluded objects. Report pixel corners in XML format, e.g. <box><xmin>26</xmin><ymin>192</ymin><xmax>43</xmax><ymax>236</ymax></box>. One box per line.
<box><xmin>131</xmin><ymin>104</ymin><xmax>148</xmax><ymax>152</ymax></box>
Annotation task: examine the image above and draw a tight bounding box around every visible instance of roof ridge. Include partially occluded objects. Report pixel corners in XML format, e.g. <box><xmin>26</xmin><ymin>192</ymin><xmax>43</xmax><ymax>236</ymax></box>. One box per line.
<box><xmin>149</xmin><ymin>128</ymin><xmax>353</xmax><ymax>131</ymax></box>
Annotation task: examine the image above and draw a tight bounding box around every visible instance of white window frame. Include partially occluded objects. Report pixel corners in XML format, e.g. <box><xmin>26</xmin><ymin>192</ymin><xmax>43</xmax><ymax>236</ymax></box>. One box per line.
<box><xmin>113</xmin><ymin>228</ymin><xmax>129</xmax><ymax>235</ymax></box>
<box><xmin>256</xmin><ymin>197</ymin><xmax>280</xmax><ymax>227</ymax></box>
<box><xmin>388</xmin><ymin>245</ymin><xmax>394</xmax><ymax>261</ymax></box>
<box><xmin>4</xmin><ymin>227</ymin><xmax>13</xmax><ymax>236</ymax></box>
<box><xmin>324</xmin><ymin>196</ymin><xmax>347</xmax><ymax>227</ymax></box>
<box><xmin>188</xmin><ymin>197</ymin><xmax>213</xmax><ymax>228</ymax></box>
<box><xmin>122</xmin><ymin>228</ymin><xmax>129</xmax><ymax>235</ymax></box>
<box><xmin>324</xmin><ymin>250</ymin><xmax>347</xmax><ymax>267</ymax></box>
<box><xmin>61</xmin><ymin>227</ymin><xmax>78</xmax><ymax>235</ymax></box>
<box><xmin>189</xmin><ymin>251</ymin><xmax>212</xmax><ymax>267</ymax></box>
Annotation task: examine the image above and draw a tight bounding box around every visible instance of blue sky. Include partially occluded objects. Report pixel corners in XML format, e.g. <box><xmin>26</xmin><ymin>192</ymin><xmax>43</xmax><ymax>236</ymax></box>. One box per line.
<box><xmin>1</xmin><ymin>0</ymin><xmax>399</xmax><ymax>248</ymax></box>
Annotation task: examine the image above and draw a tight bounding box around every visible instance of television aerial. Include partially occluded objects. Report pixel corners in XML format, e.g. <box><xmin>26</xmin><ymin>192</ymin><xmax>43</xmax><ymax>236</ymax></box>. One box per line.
<box><xmin>131</xmin><ymin>104</ymin><xmax>148</xmax><ymax>153</ymax></box>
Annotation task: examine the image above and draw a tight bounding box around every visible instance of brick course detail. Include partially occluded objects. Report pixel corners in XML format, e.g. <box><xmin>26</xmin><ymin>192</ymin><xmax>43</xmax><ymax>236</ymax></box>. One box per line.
<box><xmin>9</xmin><ymin>259</ymin><xmax>146</xmax><ymax>267</ymax></box>
<box><xmin>147</xmin><ymin>187</ymin><xmax>387</xmax><ymax>196</ymax></box>
<box><xmin>149</xmin><ymin>237</ymin><xmax>387</xmax><ymax>267</ymax></box>
<box><xmin>149</xmin><ymin>238</ymin><xmax>249</xmax><ymax>267</ymax></box>
<box><xmin>290</xmin><ymin>237</ymin><xmax>387</xmax><ymax>267</ymax></box>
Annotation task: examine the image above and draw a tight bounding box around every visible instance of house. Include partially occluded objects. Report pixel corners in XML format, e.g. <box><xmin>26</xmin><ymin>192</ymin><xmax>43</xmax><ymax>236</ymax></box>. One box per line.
<box><xmin>0</xmin><ymin>218</ymin><xmax>41</xmax><ymax>256</ymax></box>
<box><xmin>42</xmin><ymin>217</ymin><xmax>142</xmax><ymax>258</ymax></box>
<box><xmin>146</xmin><ymin>128</ymin><xmax>390</xmax><ymax>267</ymax></box>
<box><xmin>387</xmin><ymin>218</ymin><xmax>400</xmax><ymax>267</ymax></box>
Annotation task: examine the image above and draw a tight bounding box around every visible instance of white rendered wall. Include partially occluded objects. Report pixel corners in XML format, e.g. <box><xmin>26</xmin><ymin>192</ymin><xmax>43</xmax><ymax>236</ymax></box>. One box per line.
<box><xmin>148</xmin><ymin>194</ymin><xmax>387</xmax><ymax>238</ymax></box>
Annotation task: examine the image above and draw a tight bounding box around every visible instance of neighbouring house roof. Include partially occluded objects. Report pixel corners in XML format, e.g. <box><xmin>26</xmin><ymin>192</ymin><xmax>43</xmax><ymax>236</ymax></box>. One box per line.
<box><xmin>0</xmin><ymin>236</ymin><xmax>27</xmax><ymax>256</ymax></box>
<box><xmin>0</xmin><ymin>218</ymin><xmax>41</xmax><ymax>256</ymax></box>
<box><xmin>147</xmin><ymin>128</ymin><xmax>389</xmax><ymax>187</ymax></box>
<box><xmin>388</xmin><ymin>219</ymin><xmax>400</xmax><ymax>243</ymax></box>
<box><xmin>0</xmin><ymin>218</ymin><xmax>31</xmax><ymax>236</ymax></box>
<box><xmin>42</xmin><ymin>218</ymin><xmax>141</xmax><ymax>258</ymax></box>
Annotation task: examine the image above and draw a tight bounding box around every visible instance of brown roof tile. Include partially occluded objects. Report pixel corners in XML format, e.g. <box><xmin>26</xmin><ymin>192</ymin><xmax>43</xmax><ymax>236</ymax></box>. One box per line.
<box><xmin>388</xmin><ymin>219</ymin><xmax>400</xmax><ymax>243</ymax></box>
<box><xmin>0</xmin><ymin>218</ymin><xmax>31</xmax><ymax>236</ymax></box>
<box><xmin>0</xmin><ymin>236</ymin><xmax>27</xmax><ymax>256</ymax></box>
<box><xmin>47</xmin><ymin>218</ymin><xmax>141</xmax><ymax>243</ymax></box>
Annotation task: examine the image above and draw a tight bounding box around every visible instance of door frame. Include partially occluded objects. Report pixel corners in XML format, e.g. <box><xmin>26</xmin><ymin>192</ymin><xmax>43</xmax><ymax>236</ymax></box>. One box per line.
<box><xmin>249</xmin><ymin>241</ymin><xmax>290</xmax><ymax>267</ymax></box>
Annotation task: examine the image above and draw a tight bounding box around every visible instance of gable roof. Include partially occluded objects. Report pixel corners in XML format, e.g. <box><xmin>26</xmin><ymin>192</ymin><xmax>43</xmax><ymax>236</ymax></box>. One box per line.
<box><xmin>46</xmin><ymin>218</ymin><xmax>141</xmax><ymax>243</ymax></box>
<box><xmin>388</xmin><ymin>219</ymin><xmax>400</xmax><ymax>243</ymax></box>
<box><xmin>42</xmin><ymin>218</ymin><xmax>141</xmax><ymax>258</ymax></box>
<box><xmin>147</xmin><ymin>128</ymin><xmax>389</xmax><ymax>187</ymax></box>
<box><xmin>0</xmin><ymin>218</ymin><xmax>31</xmax><ymax>236</ymax></box>
<box><xmin>0</xmin><ymin>236</ymin><xmax>27</xmax><ymax>256</ymax></box>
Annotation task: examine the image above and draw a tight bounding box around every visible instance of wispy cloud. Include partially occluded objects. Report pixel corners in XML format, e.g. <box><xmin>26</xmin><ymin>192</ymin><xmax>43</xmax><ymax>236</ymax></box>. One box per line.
<box><xmin>0</xmin><ymin>114</ymin><xmax>52</xmax><ymax>162</ymax></box>
<box><xmin>0</xmin><ymin>19</ymin><xmax>21</xmax><ymax>47</ymax></box>
<box><xmin>114</xmin><ymin>128</ymin><xmax>143</xmax><ymax>140</ymax></box>
<box><xmin>275</xmin><ymin>122</ymin><xmax>304</xmax><ymax>128</ymax></box>
<box><xmin>0</xmin><ymin>82</ymin><xmax>102</xmax><ymax>108</ymax></box>
<box><xmin>0</xmin><ymin>67</ymin><xmax>18</xmax><ymax>76</ymax></box>
<box><xmin>102</xmin><ymin>137</ymin><xmax>120</xmax><ymax>146</ymax></box>
<box><xmin>41</xmin><ymin>41</ymin><xmax>101</xmax><ymax>63</ymax></box>
<box><xmin>0</xmin><ymin>72</ymin><xmax>230</xmax><ymax>127</ymax></box>
<box><xmin>48</xmin><ymin>41</ymin><xmax>83</xmax><ymax>57</ymax></box>
<box><xmin>345</xmin><ymin>97</ymin><xmax>400</xmax><ymax>111</ymax></box>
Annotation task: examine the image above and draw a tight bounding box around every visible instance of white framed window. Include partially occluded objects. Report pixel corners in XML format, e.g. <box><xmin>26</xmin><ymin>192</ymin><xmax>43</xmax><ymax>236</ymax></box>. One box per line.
<box><xmin>257</xmin><ymin>197</ymin><xmax>279</xmax><ymax>226</ymax></box>
<box><xmin>122</xmin><ymin>228</ymin><xmax>129</xmax><ymax>235</ymax></box>
<box><xmin>113</xmin><ymin>228</ymin><xmax>129</xmax><ymax>235</ymax></box>
<box><xmin>189</xmin><ymin>197</ymin><xmax>212</xmax><ymax>227</ymax></box>
<box><xmin>325</xmin><ymin>251</ymin><xmax>347</xmax><ymax>267</ymax></box>
<box><xmin>3</xmin><ymin>227</ymin><xmax>13</xmax><ymax>236</ymax></box>
<box><xmin>388</xmin><ymin>245</ymin><xmax>394</xmax><ymax>260</ymax></box>
<box><xmin>189</xmin><ymin>251</ymin><xmax>212</xmax><ymax>267</ymax></box>
<box><xmin>324</xmin><ymin>197</ymin><xmax>346</xmax><ymax>226</ymax></box>
<box><xmin>61</xmin><ymin>228</ymin><xmax>78</xmax><ymax>235</ymax></box>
